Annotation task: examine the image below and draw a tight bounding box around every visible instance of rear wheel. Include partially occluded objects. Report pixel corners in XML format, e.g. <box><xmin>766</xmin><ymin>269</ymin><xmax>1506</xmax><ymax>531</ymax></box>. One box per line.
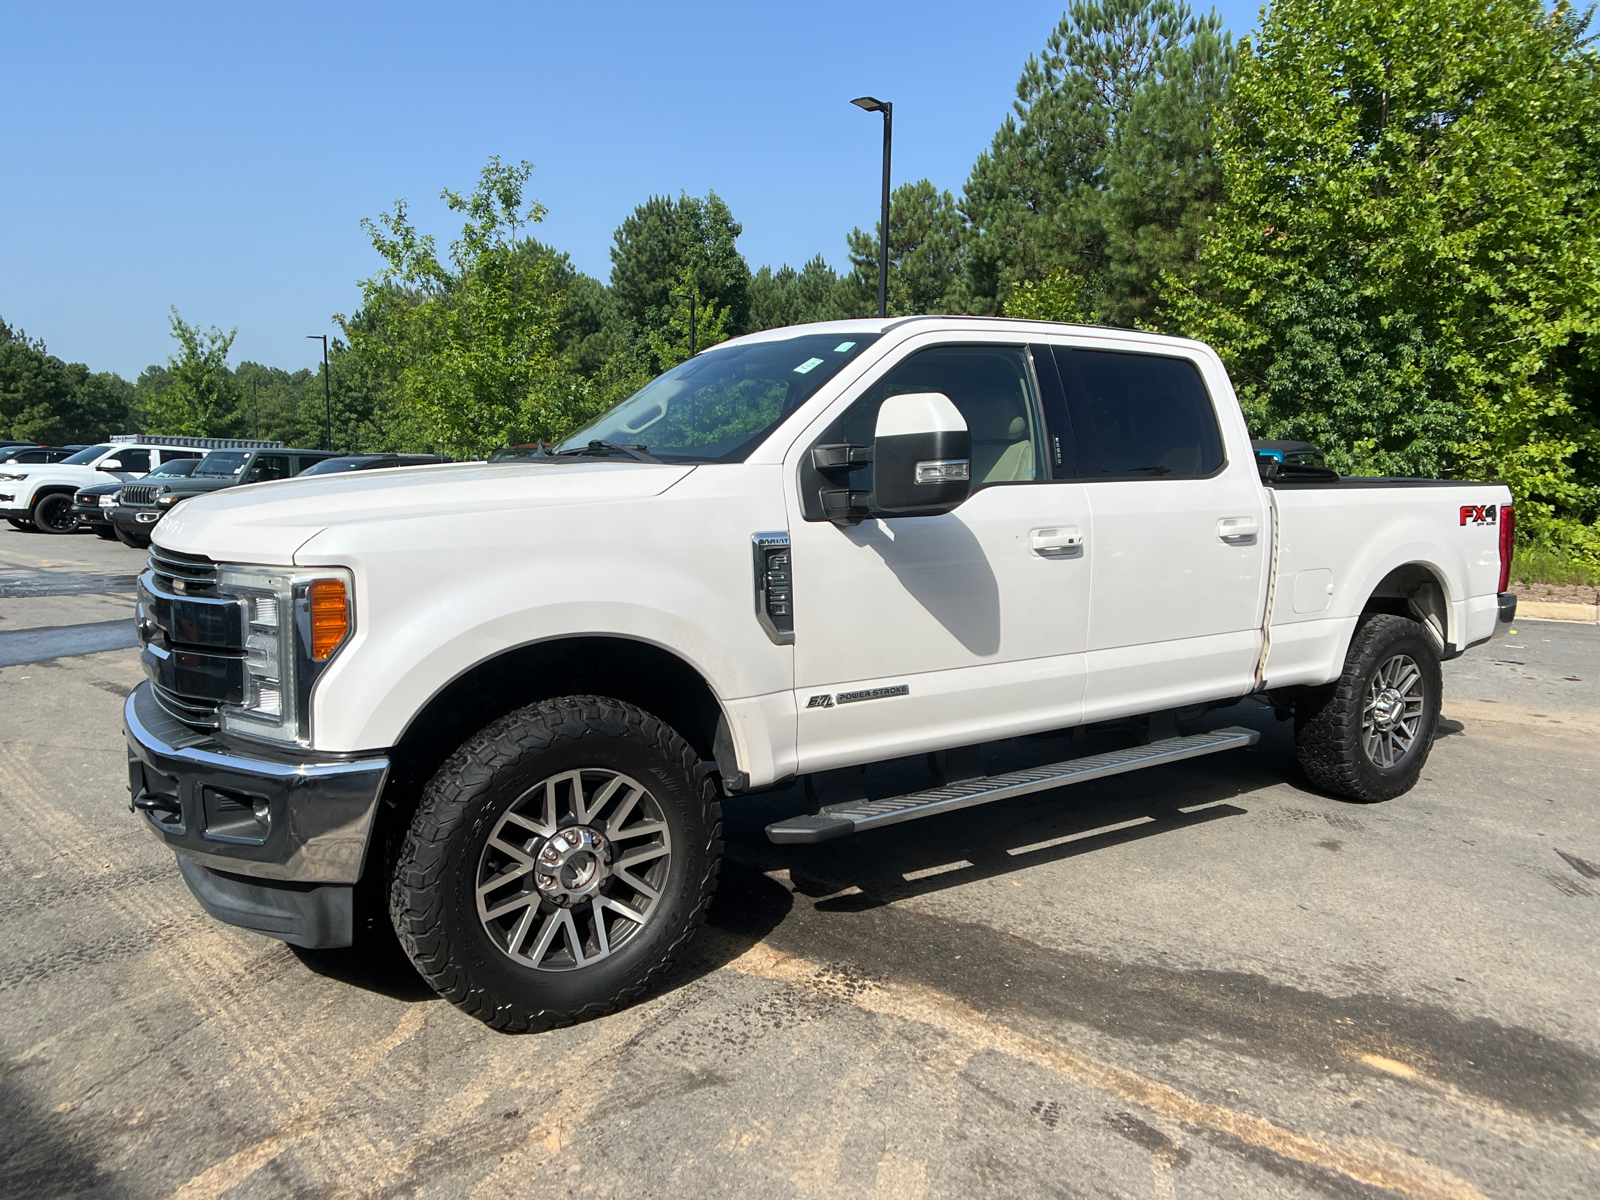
<box><xmin>390</xmin><ymin>696</ymin><xmax>722</xmax><ymax>1032</ymax></box>
<box><xmin>31</xmin><ymin>493</ymin><xmax>79</xmax><ymax>534</ymax></box>
<box><xmin>1295</xmin><ymin>614</ymin><xmax>1442</xmax><ymax>801</ymax></box>
<box><xmin>114</xmin><ymin>525</ymin><xmax>151</xmax><ymax>549</ymax></box>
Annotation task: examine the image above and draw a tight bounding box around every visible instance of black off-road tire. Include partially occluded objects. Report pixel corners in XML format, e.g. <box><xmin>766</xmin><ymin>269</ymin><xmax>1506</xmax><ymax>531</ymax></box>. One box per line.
<box><xmin>93</xmin><ymin>525</ymin><xmax>119</xmax><ymax>540</ymax></box>
<box><xmin>114</xmin><ymin>525</ymin><xmax>151</xmax><ymax>549</ymax></box>
<box><xmin>1295</xmin><ymin>614</ymin><xmax>1442</xmax><ymax>802</ymax></box>
<box><xmin>31</xmin><ymin>492</ymin><xmax>79</xmax><ymax>534</ymax></box>
<box><xmin>390</xmin><ymin>696</ymin><xmax>722</xmax><ymax>1032</ymax></box>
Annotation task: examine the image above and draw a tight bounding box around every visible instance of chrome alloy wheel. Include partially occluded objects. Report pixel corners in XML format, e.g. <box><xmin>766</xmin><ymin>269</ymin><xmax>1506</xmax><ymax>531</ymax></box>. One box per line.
<box><xmin>1361</xmin><ymin>653</ymin><xmax>1426</xmax><ymax>769</ymax></box>
<box><xmin>475</xmin><ymin>769</ymin><xmax>672</xmax><ymax>971</ymax></box>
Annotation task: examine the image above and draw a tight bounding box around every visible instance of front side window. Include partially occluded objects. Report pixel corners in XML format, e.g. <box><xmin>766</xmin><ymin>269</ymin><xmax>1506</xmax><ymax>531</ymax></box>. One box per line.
<box><xmin>1047</xmin><ymin>348</ymin><xmax>1224</xmax><ymax>480</ymax></box>
<box><xmin>245</xmin><ymin>455</ymin><xmax>291</xmax><ymax>483</ymax></box>
<box><xmin>555</xmin><ymin>333</ymin><xmax>880</xmax><ymax>464</ymax></box>
<box><xmin>831</xmin><ymin>344</ymin><xmax>1043</xmax><ymax>496</ymax></box>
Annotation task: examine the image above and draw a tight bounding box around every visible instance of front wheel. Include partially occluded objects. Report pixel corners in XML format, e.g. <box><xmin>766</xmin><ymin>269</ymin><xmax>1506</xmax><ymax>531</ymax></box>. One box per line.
<box><xmin>31</xmin><ymin>493</ymin><xmax>79</xmax><ymax>534</ymax></box>
<box><xmin>390</xmin><ymin>696</ymin><xmax>722</xmax><ymax>1032</ymax></box>
<box><xmin>6</xmin><ymin>518</ymin><xmax>32</xmax><ymax>531</ymax></box>
<box><xmin>114</xmin><ymin>525</ymin><xmax>151</xmax><ymax>549</ymax></box>
<box><xmin>93</xmin><ymin>526</ymin><xmax>118</xmax><ymax>540</ymax></box>
<box><xmin>1295</xmin><ymin>614</ymin><xmax>1442</xmax><ymax>802</ymax></box>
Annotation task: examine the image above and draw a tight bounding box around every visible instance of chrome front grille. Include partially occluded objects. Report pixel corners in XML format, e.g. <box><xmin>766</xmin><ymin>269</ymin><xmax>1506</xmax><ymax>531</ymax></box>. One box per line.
<box><xmin>148</xmin><ymin>546</ymin><xmax>220</xmax><ymax>594</ymax></box>
<box><xmin>141</xmin><ymin>548</ymin><xmax>229</xmax><ymax>729</ymax></box>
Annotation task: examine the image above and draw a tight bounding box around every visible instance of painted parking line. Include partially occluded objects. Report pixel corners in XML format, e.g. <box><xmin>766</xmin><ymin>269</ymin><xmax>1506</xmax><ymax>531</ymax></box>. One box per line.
<box><xmin>0</xmin><ymin>619</ymin><xmax>139</xmax><ymax>667</ymax></box>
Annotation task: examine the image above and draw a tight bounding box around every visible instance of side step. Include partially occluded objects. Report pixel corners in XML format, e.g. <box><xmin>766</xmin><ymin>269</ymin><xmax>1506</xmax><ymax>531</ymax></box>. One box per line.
<box><xmin>765</xmin><ymin>726</ymin><xmax>1260</xmax><ymax>845</ymax></box>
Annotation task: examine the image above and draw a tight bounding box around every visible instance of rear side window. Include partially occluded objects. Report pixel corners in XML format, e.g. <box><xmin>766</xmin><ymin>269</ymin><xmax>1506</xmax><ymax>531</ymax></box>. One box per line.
<box><xmin>1046</xmin><ymin>348</ymin><xmax>1224</xmax><ymax>480</ymax></box>
<box><xmin>114</xmin><ymin>448</ymin><xmax>151</xmax><ymax>473</ymax></box>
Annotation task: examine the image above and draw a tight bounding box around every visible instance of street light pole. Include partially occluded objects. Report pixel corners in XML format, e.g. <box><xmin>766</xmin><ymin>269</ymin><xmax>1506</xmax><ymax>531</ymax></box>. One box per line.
<box><xmin>851</xmin><ymin>95</ymin><xmax>893</xmax><ymax>319</ymax></box>
<box><xmin>670</xmin><ymin>291</ymin><xmax>697</xmax><ymax>358</ymax></box>
<box><xmin>306</xmin><ymin>334</ymin><xmax>331</xmax><ymax>451</ymax></box>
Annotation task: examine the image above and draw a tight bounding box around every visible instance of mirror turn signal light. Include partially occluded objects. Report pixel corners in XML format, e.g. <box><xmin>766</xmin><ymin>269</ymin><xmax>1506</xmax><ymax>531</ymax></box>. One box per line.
<box><xmin>308</xmin><ymin>578</ymin><xmax>350</xmax><ymax>660</ymax></box>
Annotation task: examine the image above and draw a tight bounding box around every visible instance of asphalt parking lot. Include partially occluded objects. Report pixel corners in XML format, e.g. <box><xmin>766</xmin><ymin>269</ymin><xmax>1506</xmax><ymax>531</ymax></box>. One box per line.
<box><xmin>1</xmin><ymin>524</ymin><xmax>1596</xmax><ymax>1200</ymax></box>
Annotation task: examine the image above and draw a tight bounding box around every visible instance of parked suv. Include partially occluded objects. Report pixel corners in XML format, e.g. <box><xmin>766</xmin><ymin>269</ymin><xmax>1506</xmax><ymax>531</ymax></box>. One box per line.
<box><xmin>1</xmin><ymin>436</ymin><xmax>253</xmax><ymax>533</ymax></box>
<box><xmin>112</xmin><ymin>445</ymin><xmax>337</xmax><ymax>547</ymax></box>
<box><xmin>73</xmin><ymin>457</ymin><xmax>204</xmax><ymax>539</ymax></box>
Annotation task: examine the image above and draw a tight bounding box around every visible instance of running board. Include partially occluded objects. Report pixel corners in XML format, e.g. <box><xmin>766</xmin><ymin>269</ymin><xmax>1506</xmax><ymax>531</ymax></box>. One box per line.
<box><xmin>765</xmin><ymin>726</ymin><xmax>1260</xmax><ymax>845</ymax></box>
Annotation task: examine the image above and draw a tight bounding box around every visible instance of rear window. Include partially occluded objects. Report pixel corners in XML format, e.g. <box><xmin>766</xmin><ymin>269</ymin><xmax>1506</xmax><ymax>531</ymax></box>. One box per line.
<box><xmin>1040</xmin><ymin>348</ymin><xmax>1224</xmax><ymax>480</ymax></box>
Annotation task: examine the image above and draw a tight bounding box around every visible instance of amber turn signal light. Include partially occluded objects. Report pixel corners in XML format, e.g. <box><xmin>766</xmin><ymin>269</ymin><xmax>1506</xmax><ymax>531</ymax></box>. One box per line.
<box><xmin>308</xmin><ymin>578</ymin><xmax>350</xmax><ymax>660</ymax></box>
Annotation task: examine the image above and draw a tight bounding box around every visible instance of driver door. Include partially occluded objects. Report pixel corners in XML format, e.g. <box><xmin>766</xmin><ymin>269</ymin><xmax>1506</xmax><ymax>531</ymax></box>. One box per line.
<box><xmin>788</xmin><ymin>342</ymin><xmax>1092</xmax><ymax>773</ymax></box>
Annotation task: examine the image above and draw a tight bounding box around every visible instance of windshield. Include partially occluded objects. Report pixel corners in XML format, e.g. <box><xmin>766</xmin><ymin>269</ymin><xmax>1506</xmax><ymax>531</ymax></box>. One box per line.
<box><xmin>553</xmin><ymin>333</ymin><xmax>881</xmax><ymax>464</ymax></box>
<box><xmin>61</xmin><ymin>444</ymin><xmax>114</xmax><ymax>465</ymax></box>
<box><xmin>149</xmin><ymin>458</ymin><xmax>199</xmax><ymax>477</ymax></box>
<box><xmin>193</xmin><ymin>452</ymin><xmax>250</xmax><ymax>477</ymax></box>
<box><xmin>300</xmin><ymin>457</ymin><xmax>376</xmax><ymax>476</ymax></box>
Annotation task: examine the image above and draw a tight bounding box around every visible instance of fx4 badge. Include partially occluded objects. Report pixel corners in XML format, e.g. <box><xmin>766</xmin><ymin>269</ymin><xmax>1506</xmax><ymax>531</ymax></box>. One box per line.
<box><xmin>1460</xmin><ymin>504</ymin><xmax>1498</xmax><ymax>527</ymax></box>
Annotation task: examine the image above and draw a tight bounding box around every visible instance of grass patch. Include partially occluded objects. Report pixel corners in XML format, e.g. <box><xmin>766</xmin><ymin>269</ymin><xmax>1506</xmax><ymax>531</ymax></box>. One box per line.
<box><xmin>1510</xmin><ymin>542</ymin><xmax>1600</xmax><ymax>588</ymax></box>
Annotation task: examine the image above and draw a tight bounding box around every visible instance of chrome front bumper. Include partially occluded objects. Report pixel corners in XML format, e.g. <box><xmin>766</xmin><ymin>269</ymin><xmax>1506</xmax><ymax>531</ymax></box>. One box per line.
<box><xmin>124</xmin><ymin>682</ymin><xmax>388</xmax><ymax>885</ymax></box>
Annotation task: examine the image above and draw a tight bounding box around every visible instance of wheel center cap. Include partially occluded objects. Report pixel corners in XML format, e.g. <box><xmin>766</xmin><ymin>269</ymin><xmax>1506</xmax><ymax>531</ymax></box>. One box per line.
<box><xmin>1372</xmin><ymin>688</ymin><xmax>1404</xmax><ymax>729</ymax></box>
<box><xmin>534</xmin><ymin>826</ymin><xmax>610</xmax><ymax>905</ymax></box>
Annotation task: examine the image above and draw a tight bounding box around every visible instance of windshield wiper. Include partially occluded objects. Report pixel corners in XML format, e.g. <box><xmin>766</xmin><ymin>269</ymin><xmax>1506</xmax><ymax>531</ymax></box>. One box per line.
<box><xmin>555</xmin><ymin>440</ymin><xmax>660</xmax><ymax>463</ymax></box>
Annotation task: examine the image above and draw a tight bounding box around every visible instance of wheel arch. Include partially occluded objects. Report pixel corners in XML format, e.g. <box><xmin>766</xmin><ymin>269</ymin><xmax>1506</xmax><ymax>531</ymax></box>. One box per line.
<box><xmin>1357</xmin><ymin>560</ymin><xmax>1454</xmax><ymax>653</ymax></box>
<box><xmin>378</xmin><ymin>635</ymin><xmax>730</xmax><ymax>848</ymax></box>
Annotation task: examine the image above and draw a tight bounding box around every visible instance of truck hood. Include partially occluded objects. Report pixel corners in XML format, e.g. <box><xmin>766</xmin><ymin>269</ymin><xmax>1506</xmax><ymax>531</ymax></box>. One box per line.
<box><xmin>153</xmin><ymin>459</ymin><xmax>696</xmax><ymax>565</ymax></box>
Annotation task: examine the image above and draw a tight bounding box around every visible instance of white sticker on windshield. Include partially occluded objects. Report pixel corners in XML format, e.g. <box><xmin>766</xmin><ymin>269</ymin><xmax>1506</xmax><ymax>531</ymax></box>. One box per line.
<box><xmin>793</xmin><ymin>357</ymin><xmax>825</xmax><ymax>374</ymax></box>
<box><xmin>833</xmin><ymin>341</ymin><xmax>856</xmax><ymax>352</ymax></box>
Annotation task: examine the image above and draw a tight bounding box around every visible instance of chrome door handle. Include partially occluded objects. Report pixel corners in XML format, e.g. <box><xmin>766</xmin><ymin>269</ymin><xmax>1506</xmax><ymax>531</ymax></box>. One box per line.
<box><xmin>1031</xmin><ymin>526</ymin><xmax>1083</xmax><ymax>557</ymax></box>
<box><xmin>1217</xmin><ymin>516</ymin><xmax>1259</xmax><ymax>543</ymax></box>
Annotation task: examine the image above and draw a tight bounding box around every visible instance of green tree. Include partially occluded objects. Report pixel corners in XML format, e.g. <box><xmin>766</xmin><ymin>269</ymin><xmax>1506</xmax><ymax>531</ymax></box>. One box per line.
<box><xmin>1163</xmin><ymin>0</ymin><xmax>1600</xmax><ymax>557</ymax></box>
<box><xmin>962</xmin><ymin>0</ymin><xmax>1232</xmax><ymax>324</ymax></box>
<box><xmin>0</xmin><ymin>319</ymin><xmax>135</xmax><ymax>443</ymax></box>
<box><xmin>609</xmin><ymin>191</ymin><xmax>751</xmax><ymax>355</ymax></box>
<box><xmin>647</xmin><ymin>266</ymin><xmax>732</xmax><ymax>371</ymax></box>
<box><xmin>748</xmin><ymin>255</ymin><xmax>855</xmax><ymax>330</ymax></box>
<box><xmin>847</xmin><ymin>179</ymin><xmax>966</xmax><ymax>316</ymax></box>
<box><xmin>1004</xmin><ymin>268</ymin><xmax>1088</xmax><ymax>322</ymax></box>
<box><xmin>339</xmin><ymin>158</ymin><xmax>575</xmax><ymax>457</ymax></box>
<box><xmin>136</xmin><ymin>309</ymin><xmax>243</xmax><ymax>437</ymax></box>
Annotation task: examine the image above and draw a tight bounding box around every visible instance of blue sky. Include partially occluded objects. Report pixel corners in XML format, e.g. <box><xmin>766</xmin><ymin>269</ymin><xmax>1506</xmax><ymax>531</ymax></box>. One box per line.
<box><xmin>1</xmin><ymin>1</ymin><xmax>1265</xmax><ymax>378</ymax></box>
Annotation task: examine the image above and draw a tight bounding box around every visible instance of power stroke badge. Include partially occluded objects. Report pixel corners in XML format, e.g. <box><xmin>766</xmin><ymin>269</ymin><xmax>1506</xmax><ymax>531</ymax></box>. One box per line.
<box><xmin>807</xmin><ymin>684</ymin><xmax>909</xmax><ymax>709</ymax></box>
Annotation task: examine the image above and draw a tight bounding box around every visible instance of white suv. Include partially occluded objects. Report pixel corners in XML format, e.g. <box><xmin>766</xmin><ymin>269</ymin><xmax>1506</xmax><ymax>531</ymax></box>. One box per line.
<box><xmin>1</xmin><ymin>437</ymin><xmax>281</xmax><ymax>534</ymax></box>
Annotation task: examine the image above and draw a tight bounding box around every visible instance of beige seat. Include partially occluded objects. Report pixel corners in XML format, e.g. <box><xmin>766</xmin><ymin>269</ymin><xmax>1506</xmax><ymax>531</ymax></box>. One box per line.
<box><xmin>966</xmin><ymin>397</ymin><xmax>1034</xmax><ymax>483</ymax></box>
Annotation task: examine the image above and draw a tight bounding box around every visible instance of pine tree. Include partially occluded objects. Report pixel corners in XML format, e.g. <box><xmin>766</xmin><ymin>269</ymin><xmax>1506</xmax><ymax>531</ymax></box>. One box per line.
<box><xmin>1164</xmin><ymin>0</ymin><xmax>1600</xmax><ymax>557</ymax></box>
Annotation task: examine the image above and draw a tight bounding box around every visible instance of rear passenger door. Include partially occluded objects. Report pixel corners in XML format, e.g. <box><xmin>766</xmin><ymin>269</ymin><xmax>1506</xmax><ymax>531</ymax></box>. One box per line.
<box><xmin>1036</xmin><ymin>344</ymin><xmax>1267</xmax><ymax>720</ymax></box>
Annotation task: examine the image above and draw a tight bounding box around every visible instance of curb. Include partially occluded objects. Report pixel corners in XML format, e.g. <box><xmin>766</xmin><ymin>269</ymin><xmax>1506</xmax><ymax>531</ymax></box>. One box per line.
<box><xmin>1514</xmin><ymin>599</ymin><xmax>1600</xmax><ymax>624</ymax></box>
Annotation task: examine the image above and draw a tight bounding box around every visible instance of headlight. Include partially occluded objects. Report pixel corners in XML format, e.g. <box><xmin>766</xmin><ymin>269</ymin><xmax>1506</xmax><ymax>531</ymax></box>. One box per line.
<box><xmin>0</xmin><ymin>472</ymin><xmax>27</xmax><ymax>482</ymax></box>
<box><xmin>157</xmin><ymin>493</ymin><xmax>180</xmax><ymax>506</ymax></box>
<box><xmin>99</xmin><ymin>493</ymin><xmax>118</xmax><ymax>508</ymax></box>
<box><xmin>215</xmin><ymin>565</ymin><xmax>353</xmax><ymax>744</ymax></box>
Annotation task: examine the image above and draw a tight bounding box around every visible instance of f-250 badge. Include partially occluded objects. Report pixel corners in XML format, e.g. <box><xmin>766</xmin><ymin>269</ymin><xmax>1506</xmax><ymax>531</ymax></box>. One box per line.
<box><xmin>1460</xmin><ymin>504</ymin><xmax>1498</xmax><ymax>527</ymax></box>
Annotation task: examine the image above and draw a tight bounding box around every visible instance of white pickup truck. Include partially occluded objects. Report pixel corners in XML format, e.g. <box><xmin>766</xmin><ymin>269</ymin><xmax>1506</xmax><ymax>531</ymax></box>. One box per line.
<box><xmin>125</xmin><ymin>317</ymin><xmax>1516</xmax><ymax>1031</ymax></box>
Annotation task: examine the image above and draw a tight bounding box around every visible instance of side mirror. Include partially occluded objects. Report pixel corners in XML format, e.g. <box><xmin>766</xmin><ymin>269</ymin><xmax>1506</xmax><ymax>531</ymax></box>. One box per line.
<box><xmin>98</xmin><ymin>459</ymin><xmax>123</xmax><ymax>472</ymax></box>
<box><xmin>871</xmin><ymin>392</ymin><xmax>971</xmax><ymax>515</ymax></box>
